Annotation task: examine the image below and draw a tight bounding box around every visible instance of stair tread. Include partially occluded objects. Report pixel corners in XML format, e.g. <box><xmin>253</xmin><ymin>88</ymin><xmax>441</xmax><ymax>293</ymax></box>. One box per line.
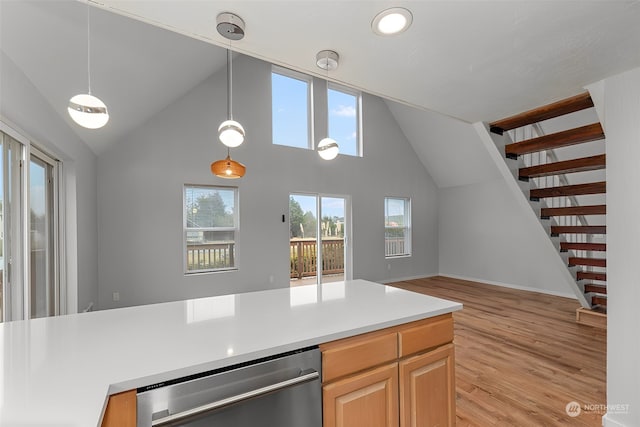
<box><xmin>489</xmin><ymin>92</ymin><xmax>594</xmax><ymax>134</ymax></box>
<box><xmin>584</xmin><ymin>283</ymin><xmax>607</xmax><ymax>294</ymax></box>
<box><xmin>578</xmin><ymin>271</ymin><xmax>607</xmax><ymax>282</ymax></box>
<box><xmin>560</xmin><ymin>242</ymin><xmax>607</xmax><ymax>251</ymax></box>
<box><xmin>505</xmin><ymin>123</ymin><xmax>604</xmax><ymax>157</ymax></box>
<box><xmin>520</xmin><ymin>154</ymin><xmax>606</xmax><ymax>179</ymax></box>
<box><xmin>531</xmin><ymin>181</ymin><xmax>606</xmax><ymax>199</ymax></box>
<box><xmin>542</xmin><ymin>205</ymin><xmax>606</xmax><ymax>217</ymax></box>
<box><xmin>592</xmin><ymin>295</ymin><xmax>607</xmax><ymax>306</ymax></box>
<box><xmin>568</xmin><ymin>257</ymin><xmax>607</xmax><ymax>267</ymax></box>
<box><xmin>551</xmin><ymin>225</ymin><xmax>606</xmax><ymax>234</ymax></box>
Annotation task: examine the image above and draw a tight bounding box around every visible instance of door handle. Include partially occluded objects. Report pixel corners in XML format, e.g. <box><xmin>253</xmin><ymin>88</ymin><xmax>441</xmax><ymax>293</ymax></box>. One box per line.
<box><xmin>151</xmin><ymin>369</ymin><xmax>319</xmax><ymax>426</ymax></box>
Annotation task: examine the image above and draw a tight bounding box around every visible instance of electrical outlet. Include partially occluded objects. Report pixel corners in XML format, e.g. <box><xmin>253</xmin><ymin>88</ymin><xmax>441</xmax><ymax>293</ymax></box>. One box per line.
<box><xmin>269</xmin><ymin>275</ymin><xmax>275</xmax><ymax>284</ymax></box>
<box><xmin>387</xmin><ymin>263</ymin><xmax>391</xmax><ymax>271</ymax></box>
<box><xmin>112</xmin><ymin>292</ymin><xmax>120</xmax><ymax>302</ymax></box>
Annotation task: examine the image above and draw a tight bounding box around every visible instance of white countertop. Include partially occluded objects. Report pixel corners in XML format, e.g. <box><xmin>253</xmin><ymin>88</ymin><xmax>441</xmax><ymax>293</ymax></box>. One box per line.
<box><xmin>0</xmin><ymin>280</ymin><xmax>461</xmax><ymax>427</ymax></box>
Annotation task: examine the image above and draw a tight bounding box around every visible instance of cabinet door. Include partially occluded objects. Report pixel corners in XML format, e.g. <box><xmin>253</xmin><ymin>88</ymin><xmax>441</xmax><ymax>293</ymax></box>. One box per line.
<box><xmin>323</xmin><ymin>362</ymin><xmax>399</xmax><ymax>427</ymax></box>
<box><xmin>399</xmin><ymin>344</ymin><xmax>455</xmax><ymax>427</ymax></box>
<box><xmin>101</xmin><ymin>390</ymin><xmax>136</xmax><ymax>427</ymax></box>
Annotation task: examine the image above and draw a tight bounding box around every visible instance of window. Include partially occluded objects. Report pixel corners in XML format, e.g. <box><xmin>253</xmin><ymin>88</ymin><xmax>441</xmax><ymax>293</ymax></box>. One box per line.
<box><xmin>184</xmin><ymin>185</ymin><xmax>238</xmax><ymax>273</ymax></box>
<box><xmin>1</xmin><ymin>126</ymin><xmax>61</xmax><ymax>322</ymax></box>
<box><xmin>272</xmin><ymin>68</ymin><xmax>313</xmax><ymax>149</ymax></box>
<box><xmin>328</xmin><ymin>84</ymin><xmax>361</xmax><ymax>157</ymax></box>
<box><xmin>384</xmin><ymin>197</ymin><xmax>411</xmax><ymax>258</ymax></box>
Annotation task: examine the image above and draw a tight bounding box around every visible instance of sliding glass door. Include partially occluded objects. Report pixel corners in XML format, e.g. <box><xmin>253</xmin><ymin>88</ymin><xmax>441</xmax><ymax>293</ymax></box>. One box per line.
<box><xmin>0</xmin><ymin>128</ymin><xmax>59</xmax><ymax>322</ymax></box>
<box><xmin>30</xmin><ymin>149</ymin><xmax>57</xmax><ymax>318</ymax></box>
<box><xmin>289</xmin><ymin>193</ymin><xmax>350</xmax><ymax>287</ymax></box>
<box><xmin>1</xmin><ymin>132</ymin><xmax>24</xmax><ymax>321</ymax></box>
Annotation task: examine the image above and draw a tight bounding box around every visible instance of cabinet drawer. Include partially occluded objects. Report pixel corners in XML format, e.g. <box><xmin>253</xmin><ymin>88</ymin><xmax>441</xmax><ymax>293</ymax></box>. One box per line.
<box><xmin>321</xmin><ymin>332</ymin><xmax>397</xmax><ymax>383</ymax></box>
<box><xmin>398</xmin><ymin>316</ymin><xmax>453</xmax><ymax>357</ymax></box>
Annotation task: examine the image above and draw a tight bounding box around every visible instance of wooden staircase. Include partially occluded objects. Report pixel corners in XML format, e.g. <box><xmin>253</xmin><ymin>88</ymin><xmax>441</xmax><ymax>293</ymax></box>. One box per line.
<box><xmin>489</xmin><ymin>92</ymin><xmax>607</xmax><ymax>318</ymax></box>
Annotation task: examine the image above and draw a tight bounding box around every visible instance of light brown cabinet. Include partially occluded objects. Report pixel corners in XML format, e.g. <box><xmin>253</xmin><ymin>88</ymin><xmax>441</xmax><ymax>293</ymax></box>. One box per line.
<box><xmin>321</xmin><ymin>314</ymin><xmax>455</xmax><ymax>427</ymax></box>
<box><xmin>399</xmin><ymin>343</ymin><xmax>455</xmax><ymax>427</ymax></box>
<box><xmin>323</xmin><ymin>362</ymin><xmax>399</xmax><ymax>427</ymax></box>
<box><xmin>101</xmin><ymin>389</ymin><xmax>136</xmax><ymax>427</ymax></box>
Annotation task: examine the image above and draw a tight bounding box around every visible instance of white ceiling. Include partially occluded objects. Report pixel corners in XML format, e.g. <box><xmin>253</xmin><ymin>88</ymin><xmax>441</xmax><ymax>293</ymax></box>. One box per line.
<box><xmin>94</xmin><ymin>0</ymin><xmax>640</xmax><ymax>123</ymax></box>
<box><xmin>0</xmin><ymin>1</ymin><xmax>227</xmax><ymax>154</ymax></box>
<box><xmin>2</xmin><ymin>0</ymin><xmax>639</xmax><ymax>175</ymax></box>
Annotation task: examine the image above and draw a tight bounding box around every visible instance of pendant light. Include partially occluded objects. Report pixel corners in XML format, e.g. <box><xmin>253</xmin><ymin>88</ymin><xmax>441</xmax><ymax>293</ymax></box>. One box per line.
<box><xmin>68</xmin><ymin>1</ymin><xmax>109</xmax><ymax>129</ymax></box>
<box><xmin>316</xmin><ymin>50</ymin><xmax>339</xmax><ymax>160</ymax></box>
<box><xmin>211</xmin><ymin>148</ymin><xmax>246</xmax><ymax>179</ymax></box>
<box><xmin>217</xmin><ymin>13</ymin><xmax>245</xmax><ymax>147</ymax></box>
<box><xmin>211</xmin><ymin>12</ymin><xmax>247</xmax><ymax>179</ymax></box>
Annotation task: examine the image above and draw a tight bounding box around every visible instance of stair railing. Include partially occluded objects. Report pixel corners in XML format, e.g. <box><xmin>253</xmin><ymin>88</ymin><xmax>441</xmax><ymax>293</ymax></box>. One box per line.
<box><xmin>509</xmin><ymin>124</ymin><xmax>591</xmax><ymax>261</ymax></box>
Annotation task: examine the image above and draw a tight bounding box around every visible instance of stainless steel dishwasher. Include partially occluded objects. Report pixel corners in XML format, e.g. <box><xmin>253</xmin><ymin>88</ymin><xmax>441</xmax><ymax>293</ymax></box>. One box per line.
<box><xmin>136</xmin><ymin>346</ymin><xmax>322</xmax><ymax>427</ymax></box>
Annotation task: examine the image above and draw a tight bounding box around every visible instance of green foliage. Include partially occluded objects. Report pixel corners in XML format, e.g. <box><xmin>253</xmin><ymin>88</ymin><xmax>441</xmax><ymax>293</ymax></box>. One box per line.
<box><xmin>188</xmin><ymin>192</ymin><xmax>233</xmax><ymax>228</ymax></box>
<box><xmin>302</xmin><ymin>211</ymin><xmax>317</xmax><ymax>238</ymax></box>
<box><xmin>289</xmin><ymin>197</ymin><xmax>304</xmax><ymax>238</ymax></box>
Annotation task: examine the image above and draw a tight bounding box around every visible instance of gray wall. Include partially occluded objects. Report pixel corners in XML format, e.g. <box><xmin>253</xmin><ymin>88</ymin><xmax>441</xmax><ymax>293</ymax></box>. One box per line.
<box><xmin>438</xmin><ymin>177</ymin><xmax>576</xmax><ymax>297</ymax></box>
<box><xmin>601</xmin><ymin>66</ymin><xmax>640</xmax><ymax>427</ymax></box>
<box><xmin>97</xmin><ymin>55</ymin><xmax>439</xmax><ymax>309</ymax></box>
<box><xmin>0</xmin><ymin>52</ymin><xmax>98</xmax><ymax>313</ymax></box>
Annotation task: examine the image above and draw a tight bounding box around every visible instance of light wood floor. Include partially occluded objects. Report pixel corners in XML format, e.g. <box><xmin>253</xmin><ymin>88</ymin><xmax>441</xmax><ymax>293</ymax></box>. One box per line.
<box><xmin>390</xmin><ymin>276</ymin><xmax>606</xmax><ymax>427</ymax></box>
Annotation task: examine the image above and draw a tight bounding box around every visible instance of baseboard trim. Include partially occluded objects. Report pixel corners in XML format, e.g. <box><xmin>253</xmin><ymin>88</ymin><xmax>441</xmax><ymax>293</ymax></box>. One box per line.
<box><xmin>602</xmin><ymin>413</ymin><xmax>627</xmax><ymax>427</ymax></box>
<box><xmin>378</xmin><ymin>274</ymin><xmax>438</xmax><ymax>285</ymax></box>
<box><xmin>438</xmin><ymin>273</ymin><xmax>578</xmax><ymax>300</ymax></box>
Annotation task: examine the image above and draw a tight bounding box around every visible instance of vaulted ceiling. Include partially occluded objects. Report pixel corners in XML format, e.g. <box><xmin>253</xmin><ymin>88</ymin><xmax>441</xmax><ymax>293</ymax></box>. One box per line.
<box><xmin>2</xmin><ymin>0</ymin><xmax>640</xmax><ymax>176</ymax></box>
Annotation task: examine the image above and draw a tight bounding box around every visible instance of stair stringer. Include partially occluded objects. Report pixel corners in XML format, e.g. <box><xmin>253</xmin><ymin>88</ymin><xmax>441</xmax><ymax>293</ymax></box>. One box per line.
<box><xmin>473</xmin><ymin>121</ymin><xmax>591</xmax><ymax>308</ymax></box>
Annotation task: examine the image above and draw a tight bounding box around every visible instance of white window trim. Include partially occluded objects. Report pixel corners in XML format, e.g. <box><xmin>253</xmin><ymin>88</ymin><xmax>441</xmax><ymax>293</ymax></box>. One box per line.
<box><xmin>384</xmin><ymin>197</ymin><xmax>411</xmax><ymax>259</ymax></box>
<box><xmin>0</xmin><ymin>121</ymin><xmax>65</xmax><ymax>320</ymax></box>
<box><xmin>271</xmin><ymin>66</ymin><xmax>314</xmax><ymax>150</ymax></box>
<box><xmin>183</xmin><ymin>184</ymin><xmax>239</xmax><ymax>275</ymax></box>
<box><xmin>327</xmin><ymin>82</ymin><xmax>363</xmax><ymax>158</ymax></box>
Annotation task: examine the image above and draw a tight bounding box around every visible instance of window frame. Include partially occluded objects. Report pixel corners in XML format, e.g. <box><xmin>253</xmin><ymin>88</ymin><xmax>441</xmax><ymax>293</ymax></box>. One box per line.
<box><xmin>384</xmin><ymin>197</ymin><xmax>411</xmax><ymax>258</ymax></box>
<box><xmin>271</xmin><ymin>66</ymin><xmax>314</xmax><ymax>150</ymax></box>
<box><xmin>183</xmin><ymin>184</ymin><xmax>239</xmax><ymax>275</ymax></box>
<box><xmin>327</xmin><ymin>82</ymin><xmax>363</xmax><ymax>158</ymax></box>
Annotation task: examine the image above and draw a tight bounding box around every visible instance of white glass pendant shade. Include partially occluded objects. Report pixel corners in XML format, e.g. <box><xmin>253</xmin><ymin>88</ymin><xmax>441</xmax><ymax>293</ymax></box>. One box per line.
<box><xmin>317</xmin><ymin>137</ymin><xmax>339</xmax><ymax>160</ymax></box>
<box><xmin>218</xmin><ymin>119</ymin><xmax>245</xmax><ymax>148</ymax></box>
<box><xmin>68</xmin><ymin>93</ymin><xmax>109</xmax><ymax>129</ymax></box>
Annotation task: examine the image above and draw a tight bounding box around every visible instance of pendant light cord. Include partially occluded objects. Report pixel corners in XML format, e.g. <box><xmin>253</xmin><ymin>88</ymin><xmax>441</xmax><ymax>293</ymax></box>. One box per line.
<box><xmin>326</xmin><ymin>51</ymin><xmax>330</xmax><ymax>135</ymax></box>
<box><xmin>87</xmin><ymin>0</ymin><xmax>92</xmax><ymax>95</ymax></box>
<box><xmin>227</xmin><ymin>48</ymin><xmax>233</xmax><ymax>120</ymax></box>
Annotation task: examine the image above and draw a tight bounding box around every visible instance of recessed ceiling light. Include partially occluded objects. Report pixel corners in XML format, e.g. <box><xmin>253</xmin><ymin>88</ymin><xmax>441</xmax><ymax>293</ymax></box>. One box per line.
<box><xmin>372</xmin><ymin>7</ymin><xmax>413</xmax><ymax>36</ymax></box>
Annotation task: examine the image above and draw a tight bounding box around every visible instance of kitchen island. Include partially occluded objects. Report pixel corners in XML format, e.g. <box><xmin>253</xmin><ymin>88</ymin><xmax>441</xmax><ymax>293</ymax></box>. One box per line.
<box><xmin>0</xmin><ymin>279</ymin><xmax>461</xmax><ymax>426</ymax></box>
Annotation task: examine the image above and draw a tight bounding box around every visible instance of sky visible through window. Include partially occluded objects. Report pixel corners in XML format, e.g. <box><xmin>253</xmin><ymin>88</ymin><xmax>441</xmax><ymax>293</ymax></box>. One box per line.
<box><xmin>272</xmin><ymin>72</ymin><xmax>360</xmax><ymax>156</ymax></box>
<box><xmin>272</xmin><ymin>72</ymin><xmax>309</xmax><ymax>149</ymax></box>
<box><xmin>385</xmin><ymin>198</ymin><xmax>407</xmax><ymax>226</ymax></box>
<box><xmin>292</xmin><ymin>194</ymin><xmax>344</xmax><ymax>219</ymax></box>
<box><xmin>328</xmin><ymin>88</ymin><xmax>358</xmax><ymax>156</ymax></box>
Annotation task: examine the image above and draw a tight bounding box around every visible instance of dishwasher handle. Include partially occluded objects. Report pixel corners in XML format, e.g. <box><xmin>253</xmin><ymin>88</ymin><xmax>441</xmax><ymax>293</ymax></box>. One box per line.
<box><xmin>151</xmin><ymin>369</ymin><xmax>320</xmax><ymax>426</ymax></box>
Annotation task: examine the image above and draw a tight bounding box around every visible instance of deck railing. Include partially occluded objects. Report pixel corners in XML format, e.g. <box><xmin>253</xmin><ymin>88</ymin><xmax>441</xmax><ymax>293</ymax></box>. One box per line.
<box><xmin>187</xmin><ymin>242</ymin><xmax>235</xmax><ymax>271</ymax></box>
<box><xmin>385</xmin><ymin>237</ymin><xmax>406</xmax><ymax>257</ymax></box>
<box><xmin>290</xmin><ymin>238</ymin><xmax>344</xmax><ymax>279</ymax></box>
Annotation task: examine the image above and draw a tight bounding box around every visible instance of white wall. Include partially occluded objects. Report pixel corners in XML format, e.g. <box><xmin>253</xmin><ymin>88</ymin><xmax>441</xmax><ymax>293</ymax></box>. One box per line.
<box><xmin>438</xmin><ymin>177</ymin><xmax>575</xmax><ymax>297</ymax></box>
<box><xmin>0</xmin><ymin>52</ymin><xmax>98</xmax><ymax>313</ymax></box>
<box><xmin>385</xmin><ymin>100</ymin><xmax>500</xmax><ymax>188</ymax></box>
<box><xmin>601</xmin><ymin>67</ymin><xmax>640</xmax><ymax>427</ymax></box>
<box><xmin>96</xmin><ymin>55</ymin><xmax>439</xmax><ymax>309</ymax></box>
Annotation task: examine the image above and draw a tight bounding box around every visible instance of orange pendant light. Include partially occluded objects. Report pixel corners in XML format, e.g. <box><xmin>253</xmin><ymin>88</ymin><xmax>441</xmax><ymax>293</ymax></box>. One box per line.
<box><xmin>211</xmin><ymin>152</ymin><xmax>246</xmax><ymax>179</ymax></box>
